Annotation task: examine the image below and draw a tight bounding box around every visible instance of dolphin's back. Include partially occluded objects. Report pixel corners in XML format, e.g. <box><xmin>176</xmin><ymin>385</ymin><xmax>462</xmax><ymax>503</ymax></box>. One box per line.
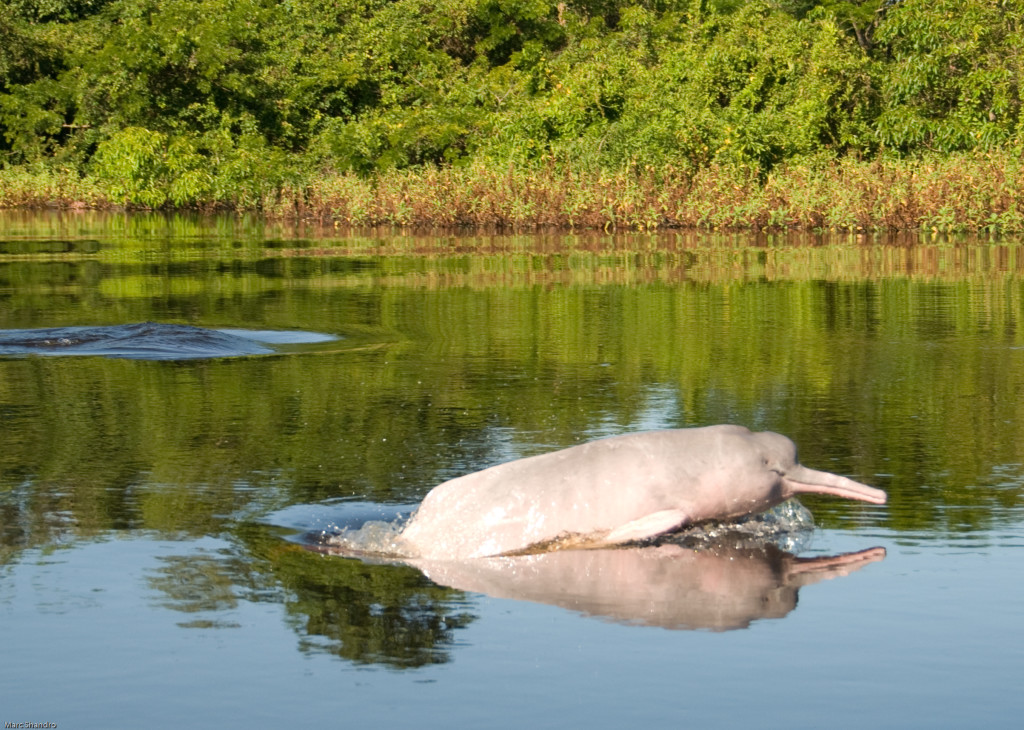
<box><xmin>396</xmin><ymin>427</ymin><xmax>746</xmax><ymax>558</ymax></box>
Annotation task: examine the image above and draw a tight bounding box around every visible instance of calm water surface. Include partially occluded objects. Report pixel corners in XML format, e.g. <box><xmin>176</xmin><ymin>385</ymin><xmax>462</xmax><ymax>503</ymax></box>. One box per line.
<box><xmin>1</xmin><ymin>212</ymin><xmax>1023</xmax><ymax>727</ymax></box>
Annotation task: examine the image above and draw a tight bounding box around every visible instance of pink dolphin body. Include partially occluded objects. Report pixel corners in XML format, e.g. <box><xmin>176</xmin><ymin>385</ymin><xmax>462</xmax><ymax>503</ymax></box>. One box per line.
<box><xmin>395</xmin><ymin>425</ymin><xmax>887</xmax><ymax>560</ymax></box>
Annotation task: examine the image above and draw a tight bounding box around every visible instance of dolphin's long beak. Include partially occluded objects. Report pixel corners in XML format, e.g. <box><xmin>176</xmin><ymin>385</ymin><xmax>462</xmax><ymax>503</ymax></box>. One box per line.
<box><xmin>783</xmin><ymin>465</ymin><xmax>887</xmax><ymax>504</ymax></box>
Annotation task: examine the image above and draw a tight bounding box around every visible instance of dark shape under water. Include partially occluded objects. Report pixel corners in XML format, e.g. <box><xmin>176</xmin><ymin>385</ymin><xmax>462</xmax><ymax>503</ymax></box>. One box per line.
<box><xmin>0</xmin><ymin>322</ymin><xmax>336</xmax><ymax>360</ymax></box>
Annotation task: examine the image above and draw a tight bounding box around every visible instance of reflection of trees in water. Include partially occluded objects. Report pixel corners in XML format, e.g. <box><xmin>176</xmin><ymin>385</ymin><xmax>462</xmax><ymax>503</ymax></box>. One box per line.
<box><xmin>149</xmin><ymin>552</ymin><xmax>245</xmax><ymax>613</ymax></box>
<box><xmin>148</xmin><ymin>553</ymin><xmax>245</xmax><ymax>629</ymax></box>
<box><xmin>282</xmin><ymin>555</ymin><xmax>475</xmax><ymax>667</ymax></box>
<box><xmin>145</xmin><ymin>525</ymin><xmax>476</xmax><ymax>669</ymax></box>
<box><xmin>2</xmin><ymin>236</ymin><xmax>1024</xmax><ymax>557</ymax></box>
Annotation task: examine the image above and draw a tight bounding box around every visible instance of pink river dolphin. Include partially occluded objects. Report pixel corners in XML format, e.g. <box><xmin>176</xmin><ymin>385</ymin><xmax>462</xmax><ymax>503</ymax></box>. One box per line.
<box><xmin>394</xmin><ymin>425</ymin><xmax>887</xmax><ymax>560</ymax></box>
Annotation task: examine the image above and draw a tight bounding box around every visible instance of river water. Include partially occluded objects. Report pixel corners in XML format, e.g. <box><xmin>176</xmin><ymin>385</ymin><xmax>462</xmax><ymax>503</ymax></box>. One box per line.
<box><xmin>1</xmin><ymin>212</ymin><xmax>1022</xmax><ymax>727</ymax></box>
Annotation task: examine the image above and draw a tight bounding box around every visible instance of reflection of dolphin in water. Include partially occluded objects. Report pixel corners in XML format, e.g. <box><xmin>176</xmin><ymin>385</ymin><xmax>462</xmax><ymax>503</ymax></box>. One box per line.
<box><xmin>313</xmin><ymin>540</ymin><xmax>886</xmax><ymax>631</ymax></box>
<box><xmin>395</xmin><ymin>426</ymin><xmax>887</xmax><ymax>559</ymax></box>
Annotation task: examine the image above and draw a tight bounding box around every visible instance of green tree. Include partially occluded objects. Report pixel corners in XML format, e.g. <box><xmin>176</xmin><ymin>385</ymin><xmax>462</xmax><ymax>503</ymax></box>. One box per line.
<box><xmin>570</xmin><ymin>2</ymin><xmax>877</xmax><ymax>171</ymax></box>
<box><xmin>776</xmin><ymin>1</ymin><xmax>886</xmax><ymax>52</ymax></box>
<box><xmin>874</xmin><ymin>0</ymin><xmax>1024</xmax><ymax>154</ymax></box>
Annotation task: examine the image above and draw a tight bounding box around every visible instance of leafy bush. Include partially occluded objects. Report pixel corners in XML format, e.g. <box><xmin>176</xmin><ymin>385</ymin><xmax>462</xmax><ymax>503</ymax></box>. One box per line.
<box><xmin>91</xmin><ymin>127</ymin><xmax>209</xmax><ymax>207</ymax></box>
<box><xmin>875</xmin><ymin>0</ymin><xmax>1024</xmax><ymax>153</ymax></box>
<box><xmin>4</xmin><ymin>0</ymin><xmax>1024</xmax><ymax>219</ymax></box>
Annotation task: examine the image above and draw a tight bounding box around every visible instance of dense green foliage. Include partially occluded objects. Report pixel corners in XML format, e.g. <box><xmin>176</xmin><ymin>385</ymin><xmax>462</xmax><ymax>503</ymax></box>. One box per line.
<box><xmin>1</xmin><ymin>0</ymin><xmax>1023</xmax><ymax>208</ymax></box>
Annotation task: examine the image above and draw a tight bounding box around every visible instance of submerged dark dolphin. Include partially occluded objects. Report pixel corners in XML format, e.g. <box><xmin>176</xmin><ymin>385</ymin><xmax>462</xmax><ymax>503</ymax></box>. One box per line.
<box><xmin>395</xmin><ymin>425</ymin><xmax>887</xmax><ymax>560</ymax></box>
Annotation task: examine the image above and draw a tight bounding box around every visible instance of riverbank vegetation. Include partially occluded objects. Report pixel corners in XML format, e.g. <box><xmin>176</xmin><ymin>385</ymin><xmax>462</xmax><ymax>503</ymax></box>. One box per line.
<box><xmin>2</xmin><ymin>0</ymin><xmax>1024</xmax><ymax>230</ymax></box>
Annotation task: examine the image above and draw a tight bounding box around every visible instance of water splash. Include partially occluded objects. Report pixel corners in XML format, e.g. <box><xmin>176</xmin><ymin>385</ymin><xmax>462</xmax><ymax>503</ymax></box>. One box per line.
<box><xmin>307</xmin><ymin>498</ymin><xmax>816</xmax><ymax>558</ymax></box>
<box><xmin>269</xmin><ymin>500</ymin><xmax>417</xmax><ymax>557</ymax></box>
<box><xmin>661</xmin><ymin>499</ymin><xmax>816</xmax><ymax>553</ymax></box>
<box><xmin>321</xmin><ymin>518</ymin><xmax>411</xmax><ymax>556</ymax></box>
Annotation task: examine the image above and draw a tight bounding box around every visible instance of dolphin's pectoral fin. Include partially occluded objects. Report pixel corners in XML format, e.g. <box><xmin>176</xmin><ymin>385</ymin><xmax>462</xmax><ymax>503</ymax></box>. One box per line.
<box><xmin>599</xmin><ymin>509</ymin><xmax>690</xmax><ymax>546</ymax></box>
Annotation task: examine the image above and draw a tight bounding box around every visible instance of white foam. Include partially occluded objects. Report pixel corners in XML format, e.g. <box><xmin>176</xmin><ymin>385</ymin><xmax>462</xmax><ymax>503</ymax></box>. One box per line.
<box><xmin>663</xmin><ymin>499</ymin><xmax>816</xmax><ymax>553</ymax></box>
<box><xmin>322</xmin><ymin>517</ymin><xmax>410</xmax><ymax>556</ymax></box>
